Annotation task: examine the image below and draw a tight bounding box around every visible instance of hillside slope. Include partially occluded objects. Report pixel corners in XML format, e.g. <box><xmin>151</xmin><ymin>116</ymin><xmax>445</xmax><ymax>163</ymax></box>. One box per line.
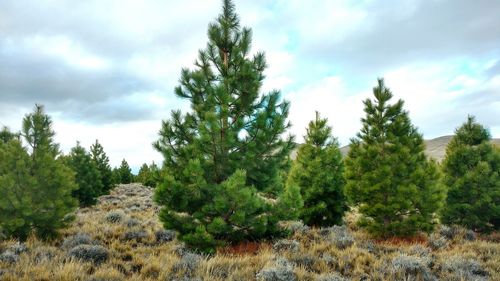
<box><xmin>335</xmin><ymin>136</ymin><xmax>500</xmax><ymax>162</ymax></box>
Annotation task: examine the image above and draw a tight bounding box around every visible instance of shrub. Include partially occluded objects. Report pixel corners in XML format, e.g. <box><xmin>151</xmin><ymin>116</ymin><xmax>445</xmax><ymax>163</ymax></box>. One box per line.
<box><xmin>126</xmin><ymin>218</ymin><xmax>140</xmax><ymax>228</ymax></box>
<box><xmin>442</xmin><ymin>256</ymin><xmax>488</xmax><ymax>281</ymax></box>
<box><xmin>105</xmin><ymin>211</ymin><xmax>125</xmax><ymax>224</ymax></box>
<box><xmin>155</xmin><ymin>229</ymin><xmax>176</xmax><ymax>243</ymax></box>
<box><xmin>68</xmin><ymin>245</ymin><xmax>109</xmax><ymax>265</ymax></box>
<box><xmin>62</xmin><ymin>233</ymin><xmax>97</xmax><ymax>249</ymax></box>
<box><xmin>0</xmin><ymin>251</ymin><xmax>18</xmax><ymax>264</ymax></box>
<box><xmin>123</xmin><ymin>230</ymin><xmax>148</xmax><ymax>242</ymax></box>
<box><xmin>172</xmin><ymin>253</ymin><xmax>202</xmax><ymax>276</ymax></box>
<box><xmin>8</xmin><ymin>242</ymin><xmax>28</xmax><ymax>254</ymax></box>
<box><xmin>428</xmin><ymin>234</ymin><xmax>447</xmax><ymax>250</ymax></box>
<box><xmin>316</xmin><ymin>273</ymin><xmax>350</xmax><ymax>281</ymax></box>
<box><xmin>33</xmin><ymin>246</ymin><xmax>57</xmax><ymax>263</ymax></box>
<box><xmin>439</xmin><ymin>225</ymin><xmax>458</xmax><ymax>240</ymax></box>
<box><xmin>392</xmin><ymin>254</ymin><xmax>436</xmax><ymax>281</ymax></box>
<box><xmin>273</xmin><ymin>239</ymin><xmax>300</xmax><ymax>253</ymax></box>
<box><xmin>321</xmin><ymin>225</ymin><xmax>354</xmax><ymax>249</ymax></box>
<box><xmin>256</xmin><ymin>266</ymin><xmax>297</xmax><ymax>281</ymax></box>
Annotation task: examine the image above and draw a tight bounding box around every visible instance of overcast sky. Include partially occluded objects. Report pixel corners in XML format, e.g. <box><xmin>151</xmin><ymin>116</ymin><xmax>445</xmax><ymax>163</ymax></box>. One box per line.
<box><xmin>1</xmin><ymin>0</ymin><xmax>499</xmax><ymax>171</ymax></box>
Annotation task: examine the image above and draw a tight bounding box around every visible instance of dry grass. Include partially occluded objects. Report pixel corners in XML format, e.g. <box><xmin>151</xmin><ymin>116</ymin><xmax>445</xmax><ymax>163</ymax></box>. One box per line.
<box><xmin>1</xmin><ymin>183</ymin><xmax>498</xmax><ymax>281</ymax></box>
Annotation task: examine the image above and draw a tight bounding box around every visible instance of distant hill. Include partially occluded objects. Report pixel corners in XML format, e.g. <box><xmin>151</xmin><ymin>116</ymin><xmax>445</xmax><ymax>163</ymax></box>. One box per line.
<box><xmin>293</xmin><ymin>136</ymin><xmax>500</xmax><ymax>162</ymax></box>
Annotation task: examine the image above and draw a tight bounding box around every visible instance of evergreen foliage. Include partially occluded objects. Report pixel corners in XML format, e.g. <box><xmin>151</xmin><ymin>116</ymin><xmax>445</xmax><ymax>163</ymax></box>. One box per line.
<box><xmin>345</xmin><ymin>79</ymin><xmax>445</xmax><ymax>237</ymax></box>
<box><xmin>64</xmin><ymin>142</ymin><xmax>103</xmax><ymax>206</ymax></box>
<box><xmin>441</xmin><ymin>116</ymin><xmax>500</xmax><ymax>231</ymax></box>
<box><xmin>154</xmin><ymin>0</ymin><xmax>298</xmax><ymax>252</ymax></box>
<box><xmin>118</xmin><ymin>159</ymin><xmax>133</xmax><ymax>184</ymax></box>
<box><xmin>90</xmin><ymin>140</ymin><xmax>114</xmax><ymax>194</ymax></box>
<box><xmin>287</xmin><ymin>112</ymin><xmax>347</xmax><ymax>226</ymax></box>
<box><xmin>111</xmin><ymin>167</ymin><xmax>121</xmax><ymax>185</ymax></box>
<box><xmin>136</xmin><ymin>162</ymin><xmax>161</xmax><ymax>187</ymax></box>
<box><xmin>0</xmin><ymin>105</ymin><xmax>77</xmax><ymax>240</ymax></box>
<box><xmin>0</xmin><ymin>126</ymin><xmax>19</xmax><ymax>144</ymax></box>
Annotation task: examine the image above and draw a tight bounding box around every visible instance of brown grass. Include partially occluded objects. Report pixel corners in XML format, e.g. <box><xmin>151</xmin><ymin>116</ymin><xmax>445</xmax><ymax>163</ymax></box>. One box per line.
<box><xmin>1</xmin><ymin>183</ymin><xmax>498</xmax><ymax>281</ymax></box>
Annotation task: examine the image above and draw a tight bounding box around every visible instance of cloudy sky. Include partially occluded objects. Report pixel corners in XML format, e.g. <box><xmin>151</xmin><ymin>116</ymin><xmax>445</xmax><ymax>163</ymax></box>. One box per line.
<box><xmin>1</xmin><ymin>0</ymin><xmax>499</xmax><ymax>171</ymax></box>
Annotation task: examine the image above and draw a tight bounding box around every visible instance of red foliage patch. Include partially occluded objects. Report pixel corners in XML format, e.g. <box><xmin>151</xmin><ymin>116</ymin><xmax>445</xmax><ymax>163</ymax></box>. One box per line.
<box><xmin>218</xmin><ymin>241</ymin><xmax>270</xmax><ymax>256</ymax></box>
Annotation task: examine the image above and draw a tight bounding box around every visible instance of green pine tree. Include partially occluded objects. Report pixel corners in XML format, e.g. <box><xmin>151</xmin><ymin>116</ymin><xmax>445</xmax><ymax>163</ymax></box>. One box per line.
<box><xmin>0</xmin><ymin>105</ymin><xmax>77</xmax><ymax>240</ymax></box>
<box><xmin>441</xmin><ymin>116</ymin><xmax>500</xmax><ymax>231</ymax></box>
<box><xmin>137</xmin><ymin>163</ymin><xmax>151</xmax><ymax>186</ymax></box>
<box><xmin>118</xmin><ymin>159</ymin><xmax>133</xmax><ymax>184</ymax></box>
<box><xmin>111</xmin><ymin>167</ymin><xmax>121</xmax><ymax>185</ymax></box>
<box><xmin>137</xmin><ymin>162</ymin><xmax>161</xmax><ymax>187</ymax></box>
<box><xmin>287</xmin><ymin>111</ymin><xmax>347</xmax><ymax>227</ymax></box>
<box><xmin>0</xmin><ymin>126</ymin><xmax>19</xmax><ymax>143</ymax></box>
<box><xmin>90</xmin><ymin>139</ymin><xmax>114</xmax><ymax>194</ymax></box>
<box><xmin>64</xmin><ymin>142</ymin><xmax>103</xmax><ymax>206</ymax></box>
<box><xmin>154</xmin><ymin>0</ymin><xmax>298</xmax><ymax>253</ymax></box>
<box><xmin>345</xmin><ymin>79</ymin><xmax>445</xmax><ymax>237</ymax></box>
<box><xmin>0</xmin><ymin>138</ymin><xmax>36</xmax><ymax>239</ymax></box>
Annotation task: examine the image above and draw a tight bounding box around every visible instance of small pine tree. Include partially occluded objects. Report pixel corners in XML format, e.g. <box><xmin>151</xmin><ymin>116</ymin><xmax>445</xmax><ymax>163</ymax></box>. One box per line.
<box><xmin>0</xmin><ymin>105</ymin><xmax>78</xmax><ymax>240</ymax></box>
<box><xmin>345</xmin><ymin>79</ymin><xmax>445</xmax><ymax>237</ymax></box>
<box><xmin>0</xmin><ymin>139</ymin><xmax>36</xmax><ymax>239</ymax></box>
<box><xmin>287</xmin><ymin>112</ymin><xmax>347</xmax><ymax>227</ymax></box>
<box><xmin>137</xmin><ymin>163</ymin><xmax>151</xmax><ymax>185</ymax></box>
<box><xmin>64</xmin><ymin>142</ymin><xmax>103</xmax><ymax>206</ymax></box>
<box><xmin>441</xmin><ymin>116</ymin><xmax>500</xmax><ymax>231</ymax></box>
<box><xmin>111</xmin><ymin>167</ymin><xmax>121</xmax><ymax>185</ymax></box>
<box><xmin>118</xmin><ymin>159</ymin><xmax>133</xmax><ymax>184</ymax></box>
<box><xmin>154</xmin><ymin>0</ymin><xmax>299</xmax><ymax>252</ymax></box>
<box><xmin>137</xmin><ymin>162</ymin><xmax>161</xmax><ymax>187</ymax></box>
<box><xmin>90</xmin><ymin>140</ymin><xmax>114</xmax><ymax>194</ymax></box>
<box><xmin>0</xmin><ymin>126</ymin><xmax>19</xmax><ymax>143</ymax></box>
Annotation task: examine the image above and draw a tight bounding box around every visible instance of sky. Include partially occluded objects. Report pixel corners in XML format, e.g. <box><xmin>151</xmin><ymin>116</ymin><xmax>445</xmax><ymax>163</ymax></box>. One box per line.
<box><xmin>1</xmin><ymin>0</ymin><xmax>499</xmax><ymax>172</ymax></box>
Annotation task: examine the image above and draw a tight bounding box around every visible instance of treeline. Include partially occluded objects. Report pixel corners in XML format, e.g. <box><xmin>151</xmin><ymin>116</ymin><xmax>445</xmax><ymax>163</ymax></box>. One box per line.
<box><xmin>0</xmin><ymin>105</ymin><xmax>140</xmax><ymax>239</ymax></box>
<box><xmin>151</xmin><ymin>0</ymin><xmax>499</xmax><ymax>253</ymax></box>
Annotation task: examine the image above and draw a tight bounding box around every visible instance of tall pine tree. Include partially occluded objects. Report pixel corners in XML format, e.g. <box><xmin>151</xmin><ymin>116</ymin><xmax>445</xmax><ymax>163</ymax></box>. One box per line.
<box><xmin>441</xmin><ymin>116</ymin><xmax>500</xmax><ymax>231</ymax></box>
<box><xmin>287</xmin><ymin>112</ymin><xmax>347</xmax><ymax>226</ymax></box>
<box><xmin>345</xmin><ymin>79</ymin><xmax>445</xmax><ymax>237</ymax></box>
<box><xmin>0</xmin><ymin>105</ymin><xmax>77</xmax><ymax>240</ymax></box>
<box><xmin>154</xmin><ymin>0</ymin><xmax>298</xmax><ymax>252</ymax></box>
<box><xmin>64</xmin><ymin>142</ymin><xmax>103</xmax><ymax>206</ymax></box>
<box><xmin>90</xmin><ymin>140</ymin><xmax>114</xmax><ymax>194</ymax></box>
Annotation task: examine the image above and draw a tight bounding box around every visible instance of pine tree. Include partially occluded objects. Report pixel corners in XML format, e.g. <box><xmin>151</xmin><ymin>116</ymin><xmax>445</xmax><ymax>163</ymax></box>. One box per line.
<box><xmin>154</xmin><ymin>0</ymin><xmax>298</xmax><ymax>252</ymax></box>
<box><xmin>64</xmin><ymin>142</ymin><xmax>103</xmax><ymax>206</ymax></box>
<box><xmin>137</xmin><ymin>162</ymin><xmax>160</xmax><ymax>187</ymax></box>
<box><xmin>111</xmin><ymin>167</ymin><xmax>121</xmax><ymax>185</ymax></box>
<box><xmin>287</xmin><ymin>112</ymin><xmax>347</xmax><ymax>227</ymax></box>
<box><xmin>118</xmin><ymin>159</ymin><xmax>133</xmax><ymax>184</ymax></box>
<box><xmin>441</xmin><ymin>116</ymin><xmax>500</xmax><ymax>231</ymax></box>
<box><xmin>0</xmin><ymin>126</ymin><xmax>19</xmax><ymax>144</ymax></box>
<box><xmin>0</xmin><ymin>105</ymin><xmax>77</xmax><ymax>240</ymax></box>
<box><xmin>90</xmin><ymin>140</ymin><xmax>114</xmax><ymax>194</ymax></box>
<box><xmin>345</xmin><ymin>79</ymin><xmax>445</xmax><ymax>237</ymax></box>
<box><xmin>0</xmin><ymin>138</ymin><xmax>35</xmax><ymax>239</ymax></box>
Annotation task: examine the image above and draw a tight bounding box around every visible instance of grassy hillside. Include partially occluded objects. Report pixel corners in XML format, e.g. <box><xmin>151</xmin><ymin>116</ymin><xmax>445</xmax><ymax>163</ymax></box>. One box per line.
<box><xmin>333</xmin><ymin>136</ymin><xmax>500</xmax><ymax>162</ymax></box>
<box><xmin>0</xmin><ymin>183</ymin><xmax>498</xmax><ymax>280</ymax></box>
